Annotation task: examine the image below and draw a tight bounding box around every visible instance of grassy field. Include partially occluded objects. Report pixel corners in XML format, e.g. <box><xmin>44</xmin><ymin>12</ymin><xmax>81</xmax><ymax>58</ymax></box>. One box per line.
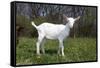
<box><xmin>16</xmin><ymin>37</ymin><xmax>97</xmax><ymax>65</ymax></box>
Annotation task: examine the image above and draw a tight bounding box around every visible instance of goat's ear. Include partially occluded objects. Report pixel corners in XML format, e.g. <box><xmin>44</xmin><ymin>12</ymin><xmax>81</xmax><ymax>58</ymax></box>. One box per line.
<box><xmin>75</xmin><ymin>16</ymin><xmax>80</xmax><ymax>21</ymax></box>
<box><xmin>63</xmin><ymin>14</ymin><xmax>68</xmax><ymax>20</ymax></box>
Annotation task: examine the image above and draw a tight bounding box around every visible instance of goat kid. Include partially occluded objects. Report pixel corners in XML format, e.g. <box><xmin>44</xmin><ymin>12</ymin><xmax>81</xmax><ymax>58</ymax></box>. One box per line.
<box><xmin>31</xmin><ymin>15</ymin><xmax>80</xmax><ymax>56</ymax></box>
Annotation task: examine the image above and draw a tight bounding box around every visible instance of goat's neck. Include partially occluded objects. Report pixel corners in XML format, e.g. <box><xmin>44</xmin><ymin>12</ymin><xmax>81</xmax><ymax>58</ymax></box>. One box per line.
<box><xmin>65</xmin><ymin>23</ymin><xmax>70</xmax><ymax>31</ymax></box>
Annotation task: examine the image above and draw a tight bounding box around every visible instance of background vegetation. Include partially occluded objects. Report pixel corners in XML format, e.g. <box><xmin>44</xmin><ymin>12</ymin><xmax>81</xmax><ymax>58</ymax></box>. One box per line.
<box><xmin>15</xmin><ymin>2</ymin><xmax>97</xmax><ymax>65</ymax></box>
<box><xmin>16</xmin><ymin>3</ymin><xmax>97</xmax><ymax>38</ymax></box>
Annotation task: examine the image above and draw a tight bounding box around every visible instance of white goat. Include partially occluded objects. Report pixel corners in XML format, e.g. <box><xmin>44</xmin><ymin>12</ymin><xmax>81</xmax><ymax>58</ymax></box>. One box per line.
<box><xmin>31</xmin><ymin>15</ymin><xmax>80</xmax><ymax>56</ymax></box>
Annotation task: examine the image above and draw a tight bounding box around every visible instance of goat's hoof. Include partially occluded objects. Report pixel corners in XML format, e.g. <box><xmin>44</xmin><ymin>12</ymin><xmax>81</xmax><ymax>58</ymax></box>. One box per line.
<box><xmin>58</xmin><ymin>54</ymin><xmax>61</xmax><ymax>56</ymax></box>
<box><xmin>37</xmin><ymin>55</ymin><xmax>41</xmax><ymax>58</ymax></box>
<box><xmin>62</xmin><ymin>55</ymin><xmax>65</xmax><ymax>57</ymax></box>
<box><xmin>37</xmin><ymin>56</ymin><xmax>41</xmax><ymax>58</ymax></box>
<box><xmin>37</xmin><ymin>53</ymin><xmax>41</xmax><ymax>57</ymax></box>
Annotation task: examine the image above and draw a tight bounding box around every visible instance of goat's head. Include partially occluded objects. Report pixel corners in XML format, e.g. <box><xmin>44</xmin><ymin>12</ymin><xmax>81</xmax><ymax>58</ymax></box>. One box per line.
<box><xmin>63</xmin><ymin>14</ymin><xmax>80</xmax><ymax>28</ymax></box>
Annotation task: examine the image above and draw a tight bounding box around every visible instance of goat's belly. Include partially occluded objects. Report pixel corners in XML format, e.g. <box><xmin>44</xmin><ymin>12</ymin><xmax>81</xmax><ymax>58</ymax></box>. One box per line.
<box><xmin>44</xmin><ymin>30</ymin><xmax>59</xmax><ymax>39</ymax></box>
<box><xmin>45</xmin><ymin>35</ymin><xmax>58</xmax><ymax>39</ymax></box>
<box><xmin>46</xmin><ymin>34</ymin><xmax>58</xmax><ymax>39</ymax></box>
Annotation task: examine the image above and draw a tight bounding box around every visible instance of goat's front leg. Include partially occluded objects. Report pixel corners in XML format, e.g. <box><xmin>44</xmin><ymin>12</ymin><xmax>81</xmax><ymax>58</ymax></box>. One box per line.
<box><xmin>59</xmin><ymin>39</ymin><xmax>64</xmax><ymax>56</ymax></box>
<box><xmin>58</xmin><ymin>46</ymin><xmax>60</xmax><ymax>55</ymax></box>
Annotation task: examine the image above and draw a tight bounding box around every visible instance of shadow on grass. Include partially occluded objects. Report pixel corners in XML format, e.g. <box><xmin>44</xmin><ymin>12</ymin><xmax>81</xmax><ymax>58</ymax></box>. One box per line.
<box><xmin>32</xmin><ymin>49</ymin><xmax>57</xmax><ymax>55</ymax></box>
<box><xmin>46</xmin><ymin>49</ymin><xmax>57</xmax><ymax>55</ymax></box>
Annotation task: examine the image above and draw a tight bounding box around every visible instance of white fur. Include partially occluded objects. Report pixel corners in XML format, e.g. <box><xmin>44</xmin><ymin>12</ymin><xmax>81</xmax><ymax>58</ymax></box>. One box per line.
<box><xmin>31</xmin><ymin>16</ymin><xmax>80</xmax><ymax>56</ymax></box>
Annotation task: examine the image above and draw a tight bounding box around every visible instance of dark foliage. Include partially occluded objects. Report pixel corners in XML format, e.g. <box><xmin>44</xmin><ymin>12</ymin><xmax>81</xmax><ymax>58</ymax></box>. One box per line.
<box><xmin>16</xmin><ymin>3</ymin><xmax>97</xmax><ymax>38</ymax></box>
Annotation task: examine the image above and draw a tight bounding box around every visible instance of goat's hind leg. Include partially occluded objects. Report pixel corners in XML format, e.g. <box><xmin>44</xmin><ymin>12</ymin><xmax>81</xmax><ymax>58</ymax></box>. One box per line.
<box><xmin>41</xmin><ymin>38</ymin><xmax>46</xmax><ymax>54</ymax></box>
<box><xmin>36</xmin><ymin>34</ymin><xmax>45</xmax><ymax>55</ymax></box>
<box><xmin>36</xmin><ymin>41</ymin><xmax>40</xmax><ymax>55</ymax></box>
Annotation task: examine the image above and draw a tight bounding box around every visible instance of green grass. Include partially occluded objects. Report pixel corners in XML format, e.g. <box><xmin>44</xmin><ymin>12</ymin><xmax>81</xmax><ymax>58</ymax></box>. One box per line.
<box><xmin>16</xmin><ymin>37</ymin><xmax>97</xmax><ymax>65</ymax></box>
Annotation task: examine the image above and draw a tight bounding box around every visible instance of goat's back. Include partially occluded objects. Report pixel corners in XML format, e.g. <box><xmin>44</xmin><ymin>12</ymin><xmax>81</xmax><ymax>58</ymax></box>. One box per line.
<box><xmin>37</xmin><ymin>22</ymin><xmax>69</xmax><ymax>39</ymax></box>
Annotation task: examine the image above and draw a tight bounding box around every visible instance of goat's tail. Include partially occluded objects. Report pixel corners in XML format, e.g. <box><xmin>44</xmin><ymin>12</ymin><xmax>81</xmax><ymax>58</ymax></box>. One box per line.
<box><xmin>31</xmin><ymin>21</ymin><xmax>38</xmax><ymax>29</ymax></box>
